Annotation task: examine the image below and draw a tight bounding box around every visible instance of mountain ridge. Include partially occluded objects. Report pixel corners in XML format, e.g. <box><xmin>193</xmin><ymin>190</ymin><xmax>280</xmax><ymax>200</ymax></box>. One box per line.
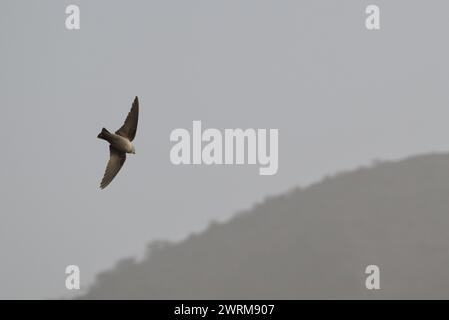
<box><xmin>81</xmin><ymin>152</ymin><xmax>449</xmax><ymax>299</ymax></box>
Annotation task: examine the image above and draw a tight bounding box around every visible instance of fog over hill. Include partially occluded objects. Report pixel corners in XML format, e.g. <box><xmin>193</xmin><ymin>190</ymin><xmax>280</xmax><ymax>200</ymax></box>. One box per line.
<box><xmin>81</xmin><ymin>153</ymin><xmax>449</xmax><ymax>299</ymax></box>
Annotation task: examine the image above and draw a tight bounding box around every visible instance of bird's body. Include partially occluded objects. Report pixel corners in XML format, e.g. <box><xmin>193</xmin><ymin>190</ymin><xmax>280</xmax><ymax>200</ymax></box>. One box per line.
<box><xmin>98</xmin><ymin>128</ymin><xmax>135</xmax><ymax>154</ymax></box>
<box><xmin>97</xmin><ymin>96</ymin><xmax>139</xmax><ymax>189</ymax></box>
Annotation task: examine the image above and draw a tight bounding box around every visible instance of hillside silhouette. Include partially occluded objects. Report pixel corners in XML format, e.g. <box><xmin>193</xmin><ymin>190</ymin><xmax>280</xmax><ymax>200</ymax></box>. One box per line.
<box><xmin>81</xmin><ymin>153</ymin><xmax>449</xmax><ymax>299</ymax></box>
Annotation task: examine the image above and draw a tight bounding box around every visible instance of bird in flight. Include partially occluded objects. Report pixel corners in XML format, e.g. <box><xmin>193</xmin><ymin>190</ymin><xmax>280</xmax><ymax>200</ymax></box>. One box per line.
<box><xmin>97</xmin><ymin>96</ymin><xmax>139</xmax><ymax>189</ymax></box>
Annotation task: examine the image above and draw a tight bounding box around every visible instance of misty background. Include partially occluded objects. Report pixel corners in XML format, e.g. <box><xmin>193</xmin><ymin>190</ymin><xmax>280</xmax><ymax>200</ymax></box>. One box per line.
<box><xmin>1</xmin><ymin>0</ymin><xmax>449</xmax><ymax>299</ymax></box>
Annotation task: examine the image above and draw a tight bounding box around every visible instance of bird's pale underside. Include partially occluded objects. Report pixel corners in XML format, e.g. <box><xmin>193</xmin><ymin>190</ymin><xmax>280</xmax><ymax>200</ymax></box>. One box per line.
<box><xmin>97</xmin><ymin>96</ymin><xmax>139</xmax><ymax>189</ymax></box>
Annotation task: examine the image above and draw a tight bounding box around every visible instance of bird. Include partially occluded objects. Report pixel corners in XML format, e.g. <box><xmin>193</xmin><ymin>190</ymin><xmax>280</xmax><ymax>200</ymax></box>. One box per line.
<box><xmin>97</xmin><ymin>96</ymin><xmax>139</xmax><ymax>189</ymax></box>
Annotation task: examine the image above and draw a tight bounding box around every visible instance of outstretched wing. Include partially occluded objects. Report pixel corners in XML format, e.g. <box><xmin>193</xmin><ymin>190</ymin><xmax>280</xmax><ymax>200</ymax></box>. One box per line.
<box><xmin>100</xmin><ymin>146</ymin><xmax>126</xmax><ymax>189</ymax></box>
<box><xmin>116</xmin><ymin>96</ymin><xmax>139</xmax><ymax>141</ymax></box>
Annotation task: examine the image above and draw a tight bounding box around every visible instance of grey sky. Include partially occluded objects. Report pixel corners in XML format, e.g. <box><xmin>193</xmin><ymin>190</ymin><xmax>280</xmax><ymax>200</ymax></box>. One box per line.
<box><xmin>1</xmin><ymin>0</ymin><xmax>449</xmax><ymax>298</ymax></box>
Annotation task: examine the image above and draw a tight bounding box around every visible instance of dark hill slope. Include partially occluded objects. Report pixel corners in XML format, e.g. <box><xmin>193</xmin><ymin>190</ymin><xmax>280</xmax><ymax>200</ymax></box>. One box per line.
<box><xmin>82</xmin><ymin>153</ymin><xmax>449</xmax><ymax>299</ymax></box>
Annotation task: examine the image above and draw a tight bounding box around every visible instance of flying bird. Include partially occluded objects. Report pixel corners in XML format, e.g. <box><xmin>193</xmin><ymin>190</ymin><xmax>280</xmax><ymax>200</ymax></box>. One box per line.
<box><xmin>97</xmin><ymin>96</ymin><xmax>139</xmax><ymax>189</ymax></box>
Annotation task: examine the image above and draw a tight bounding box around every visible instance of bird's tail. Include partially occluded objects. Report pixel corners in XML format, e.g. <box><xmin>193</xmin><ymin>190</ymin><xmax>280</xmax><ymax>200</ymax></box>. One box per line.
<box><xmin>97</xmin><ymin>127</ymin><xmax>111</xmax><ymax>140</ymax></box>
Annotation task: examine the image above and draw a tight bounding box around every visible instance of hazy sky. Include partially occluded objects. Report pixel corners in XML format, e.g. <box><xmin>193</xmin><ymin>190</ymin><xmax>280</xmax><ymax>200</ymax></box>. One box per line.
<box><xmin>1</xmin><ymin>0</ymin><xmax>449</xmax><ymax>299</ymax></box>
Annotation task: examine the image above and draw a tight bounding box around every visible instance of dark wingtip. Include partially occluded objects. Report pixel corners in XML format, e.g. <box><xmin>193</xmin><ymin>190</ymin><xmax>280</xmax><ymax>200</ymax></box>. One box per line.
<box><xmin>99</xmin><ymin>180</ymin><xmax>108</xmax><ymax>189</ymax></box>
